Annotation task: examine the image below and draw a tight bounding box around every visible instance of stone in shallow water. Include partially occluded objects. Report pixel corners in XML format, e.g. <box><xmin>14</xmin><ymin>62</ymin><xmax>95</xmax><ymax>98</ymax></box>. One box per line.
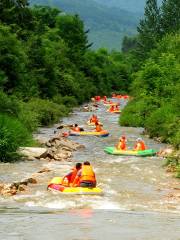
<box><xmin>19</xmin><ymin>147</ymin><xmax>48</xmax><ymax>159</ymax></box>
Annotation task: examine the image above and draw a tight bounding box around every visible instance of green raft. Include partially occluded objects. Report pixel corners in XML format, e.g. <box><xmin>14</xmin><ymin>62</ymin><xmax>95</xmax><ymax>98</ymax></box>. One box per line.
<box><xmin>104</xmin><ymin>147</ymin><xmax>157</xmax><ymax>157</ymax></box>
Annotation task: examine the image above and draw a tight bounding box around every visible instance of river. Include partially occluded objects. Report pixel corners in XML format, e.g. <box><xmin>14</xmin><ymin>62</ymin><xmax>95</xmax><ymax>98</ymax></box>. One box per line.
<box><xmin>0</xmin><ymin>98</ymin><xmax>179</xmax><ymax>240</ymax></box>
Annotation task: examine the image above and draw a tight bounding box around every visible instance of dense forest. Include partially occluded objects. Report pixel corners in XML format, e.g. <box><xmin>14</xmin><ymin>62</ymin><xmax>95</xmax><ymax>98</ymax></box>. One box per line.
<box><xmin>30</xmin><ymin>0</ymin><xmax>140</xmax><ymax>50</ymax></box>
<box><xmin>120</xmin><ymin>0</ymin><xmax>180</xmax><ymax>149</ymax></box>
<box><xmin>0</xmin><ymin>0</ymin><xmax>130</xmax><ymax>161</ymax></box>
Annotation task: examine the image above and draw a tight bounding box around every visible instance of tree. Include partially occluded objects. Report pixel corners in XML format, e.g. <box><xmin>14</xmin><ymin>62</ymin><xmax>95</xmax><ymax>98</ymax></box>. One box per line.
<box><xmin>137</xmin><ymin>0</ymin><xmax>161</xmax><ymax>59</ymax></box>
<box><xmin>161</xmin><ymin>0</ymin><xmax>180</xmax><ymax>35</ymax></box>
<box><xmin>32</xmin><ymin>5</ymin><xmax>60</xmax><ymax>34</ymax></box>
<box><xmin>121</xmin><ymin>36</ymin><xmax>138</xmax><ymax>53</ymax></box>
<box><xmin>0</xmin><ymin>24</ymin><xmax>27</xmax><ymax>93</ymax></box>
<box><xmin>0</xmin><ymin>0</ymin><xmax>33</xmax><ymax>31</ymax></box>
<box><xmin>56</xmin><ymin>14</ymin><xmax>90</xmax><ymax>65</ymax></box>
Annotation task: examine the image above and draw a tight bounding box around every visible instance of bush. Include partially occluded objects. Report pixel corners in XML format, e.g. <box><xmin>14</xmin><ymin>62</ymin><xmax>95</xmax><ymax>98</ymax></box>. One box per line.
<box><xmin>53</xmin><ymin>95</ymin><xmax>78</xmax><ymax>108</ymax></box>
<box><xmin>120</xmin><ymin>96</ymin><xmax>158</xmax><ymax>127</ymax></box>
<box><xmin>18</xmin><ymin>101</ymin><xmax>40</xmax><ymax>132</ymax></box>
<box><xmin>145</xmin><ymin>105</ymin><xmax>179</xmax><ymax>143</ymax></box>
<box><xmin>120</xmin><ymin>99</ymin><xmax>144</xmax><ymax>127</ymax></box>
<box><xmin>27</xmin><ymin>98</ymin><xmax>69</xmax><ymax>126</ymax></box>
<box><xmin>0</xmin><ymin>114</ymin><xmax>33</xmax><ymax>162</ymax></box>
<box><xmin>0</xmin><ymin>91</ymin><xmax>20</xmax><ymax>116</ymax></box>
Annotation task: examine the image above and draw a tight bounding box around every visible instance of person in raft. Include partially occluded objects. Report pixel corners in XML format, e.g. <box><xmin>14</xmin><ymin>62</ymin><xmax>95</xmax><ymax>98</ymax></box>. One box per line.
<box><xmin>89</xmin><ymin>114</ymin><xmax>98</xmax><ymax>123</ymax></box>
<box><xmin>95</xmin><ymin>121</ymin><xmax>103</xmax><ymax>132</ymax></box>
<box><xmin>103</xmin><ymin>96</ymin><xmax>107</xmax><ymax>102</ymax></box>
<box><xmin>71</xmin><ymin>123</ymin><xmax>81</xmax><ymax>132</ymax></box>
<box><xmin>133</xmin><ymin>138</ymin><xmax>147</xmax><ymax>151</ymax></box>
<box><xmin>61</xmin><ymin>163</ymin><xmax>82</xmax><ymax>186</ymax></box>
<box><xmin>72</xmin><ymin>161</ymin><xmax>96</xmax><ymax>188</ymax></box>
<box><xmin>108</xmin><ymin>105</ymin><xmax>115</xmax><ymax>112</ymax></box>
<box><xmin>115</xmin><ymin>105</ymin><xmax>120</xmax><ymax>111</ymax></box>
<box><xmin>115</xmin><ymin>135</ymin><xmax>127</xmax><ymax>150</ymax></box>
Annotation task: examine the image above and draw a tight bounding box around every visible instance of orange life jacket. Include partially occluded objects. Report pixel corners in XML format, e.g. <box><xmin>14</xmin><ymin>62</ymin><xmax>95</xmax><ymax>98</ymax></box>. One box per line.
<box><xmin>117</xmin><ymin>140</ymin><xmax>126</xmax><ymax>150</ymax></box>
<box><xmin>96</xmin><ymin>124</ymin><xmax>102</xmax><ymax>132</ymax></box>
<box><xmin>109</xmin><ymin>106</ymin><xmax>115</xmax><ymax>111</ymax></box>
<box><xmin>80</xmin><ymin>165</ymin><xmax>96</xmax><ymax>183</ymax></box>
<box><xmin>72</xmin><ymin>127</ymin><xmax>80</xmax><ymax>132</ymax></box>
<box><xmin>90</xmin><ymin>117</ymin><xmax>97</xmax><ymax>123</ymax></box>
<box><xmin>134</xmin><ymin>142</ymin><xmax>146</xmax><ymax>151</ymax></box>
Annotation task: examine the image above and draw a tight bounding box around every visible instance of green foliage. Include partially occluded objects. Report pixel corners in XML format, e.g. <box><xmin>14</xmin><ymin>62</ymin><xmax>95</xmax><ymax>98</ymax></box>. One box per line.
<box><xmin>32</xmin><ymin>5</ymin><xmax>60</xmax><ymax>31</ymax></box>
<box><xmin>120</xmin><ymin>96</ymin><xmax>158</xmax><ymax>127</ymax></box>
<box><xmin>53</xmin><ymin>95</ymin><xmax>78</xmax><ymax>108</ymax></box>
<box><xmin>17</xmin><ymin>101</ymin><xmax>40</xmax><ymax>132</ymax></box>
<box><xmin>0</xmin><ymin>24</ymin><xmax>28</xmax><ymax>93</ymax></box>
<box><xmin>161</xmin><ymin>0</ymin><xmax>180</xmax><ymax>35</ymax></box>
<box><xmin>126</xmin><ymin>0</ymin><xmax>180</xmax><ymax>64</ymax></box>
<box><xmin>0</xmin><ymin>114</ymin><xmax>33</xmax><ymax>161</ymax></box>
<box><xmin>122</xmin><ymin>36</ymin><xmax>139</xmax><ymax>53</ymax></box>
<box><xmin>0</xmin><ymin>2</ymin><xmax>133</xmax><ymax>161</ymax></box>
<box><xmin>0</xmin><ymin>91</ymin><xmax>20</xmax><ymax>116</ymax></box>
<box><xmin>120</xmin><ymin>100</ymin><xmax>144</xmax><ymax>127</ymax></box>
<box><xmin>0</xmin><ymin>0</ymin><xmax>33</xmax><ymax>32</ymax></box>
<box><xmin>145</xmin><ymin>105</ymin><xmax>179</xmax><ymax>143</ymax></box>
<box><xmin>121</xmin><ymin>34</ymin><xmax>180</xmax><ymax>148</ymax></box>
<box><xmin>137</xmin><ymin>0</ymin><xmax>161</xmax><ymax>59</ymax></box>
<box><xmin>27</xmin><ymin>98</ymin><xmax>69</xmax><ymax>126</ymax></box>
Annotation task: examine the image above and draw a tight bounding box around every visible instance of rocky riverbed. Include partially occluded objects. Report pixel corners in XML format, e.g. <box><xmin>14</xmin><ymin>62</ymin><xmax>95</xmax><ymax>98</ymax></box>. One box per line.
<box><xmin>0</xmin><ymin>132</ymin><xmax>84</xmax><ymax>197</ymax></box>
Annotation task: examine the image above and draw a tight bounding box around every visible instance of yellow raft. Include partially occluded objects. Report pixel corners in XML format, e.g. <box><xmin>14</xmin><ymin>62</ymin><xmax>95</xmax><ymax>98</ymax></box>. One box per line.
<box><xmin>104</xmin><ymin>102</ymin><xmax>118</xmax><ymax>106</ymax></box>
<box><xmin>69</xmin><ymin>130</ymin><xmax>109</xmax><ymax>137</ymax></box>
<box><xmin>48</xmin><ymin>177</ymin><xmax>103</xmax><ymax>195</ymax></box>
<box><xmin>107</xmin><ymin>109</ymin><xmax>121</xmax><ymax>114</ymax></box>
<box><xmin>87</xmin><ymin>120</ymin><xmax>103</xmax><ymax>126</ymax></box>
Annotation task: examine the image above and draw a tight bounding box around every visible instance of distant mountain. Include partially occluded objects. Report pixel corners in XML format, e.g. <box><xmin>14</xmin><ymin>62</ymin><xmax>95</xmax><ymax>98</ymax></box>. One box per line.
<box><xmin>94</xmin><ymin>0</ymin><xmax>163</xmax><ymax>13</ymax></box>
<box><xmin>30</xmin><ymin>0</ymin><xmax>141</xmax><ymax>50</ymax></box>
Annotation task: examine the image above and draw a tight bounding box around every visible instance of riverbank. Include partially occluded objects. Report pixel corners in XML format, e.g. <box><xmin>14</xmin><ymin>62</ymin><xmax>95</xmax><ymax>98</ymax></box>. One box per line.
<box><xmin>0</xmin><ymin>127</ymin><xmax>84</xmax><ymax>197</ymax></box>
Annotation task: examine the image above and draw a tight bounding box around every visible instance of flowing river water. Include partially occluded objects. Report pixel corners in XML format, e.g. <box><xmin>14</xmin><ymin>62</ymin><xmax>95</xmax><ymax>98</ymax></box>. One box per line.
<box><xmin>0</xmin><ymin>99</ymin><xmax>180</xmax><ymax>240</ymax></box>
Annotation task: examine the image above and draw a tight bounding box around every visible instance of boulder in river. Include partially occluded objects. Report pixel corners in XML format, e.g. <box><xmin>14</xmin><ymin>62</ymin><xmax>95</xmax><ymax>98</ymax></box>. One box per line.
<box><xmin>18</xmin><ymin>184</ymin><xmax>27</xmax><ymax>192</ymax></box>
<box><xmin>157</xmin><ymin>147</ymin><xmax>174</xmax><ymax>157</ymax></box>
<box><xmin>19</xmin><ymin>147</ymin><xmax>48</xmax><ymax>160</ymax></box>
<box><xmin>37</xmin><ymin>168</ymin><xmax>52</xmax><ymax>174</ymax></box>
<box><xmin>0</xmin><ymin>184</ymin><xmax>17</xmax><ymax>196</ymax></box>
<box><xmin>26</xmin><ymin>178</ymin><xmax>37</xmax><ymax>184</ymax></box>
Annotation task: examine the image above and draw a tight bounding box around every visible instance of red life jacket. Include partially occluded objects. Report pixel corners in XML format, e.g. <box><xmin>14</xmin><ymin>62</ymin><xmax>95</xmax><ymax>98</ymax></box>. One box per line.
<box><xmin>69</xmin><ymin>168</ymin><xmax>78</xmax><ymax>183</ymax></box>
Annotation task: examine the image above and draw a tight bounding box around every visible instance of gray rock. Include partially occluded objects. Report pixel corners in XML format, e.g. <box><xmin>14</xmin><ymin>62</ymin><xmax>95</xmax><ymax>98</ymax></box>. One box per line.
<box><xmin>19</xmin><ymin>147</ymin><xmax>48</xmax><ymax>159</ymax></box>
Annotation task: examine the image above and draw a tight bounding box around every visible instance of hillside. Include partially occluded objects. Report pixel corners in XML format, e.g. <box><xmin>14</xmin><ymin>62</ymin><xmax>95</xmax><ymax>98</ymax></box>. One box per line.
<box><xmin>30</xmin><ymin>0</ymin><xmax>140</xmax><ymax>50</ymax></box>
<box><xmin>94</xmin><ymin>0</ymin><xmax>163</xmax><ymax>13</ymax></box>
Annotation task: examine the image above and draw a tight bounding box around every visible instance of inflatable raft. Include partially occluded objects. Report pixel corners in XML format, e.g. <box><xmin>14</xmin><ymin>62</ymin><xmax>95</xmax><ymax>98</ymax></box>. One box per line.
<box><xmin>48</xmin><ymin>177</ymin><xmax>103</xmax><ymax>195</ymax></box>
<box><xmin>107</xmin><ymin>109</ymin><xmax>121</xmax><ymax>114</ymax></box>
<box><xmin>104</xmin><ymin>102</ymin><xmax>118</xmax><ymax>106</ymax></box>
<box><xmin>87</xmin><ymin>120</ymin><xmax>103</xmax><ymax>126</ymax></box>
<box><xmin>104</xmin><ymin>147</ymin><xmax>157</xmax><ymax>156</ymax></box>
<box><xmin>69</xmin><ymin>130</ymin><xmax>109</xmax><ymax>137</ymax></box>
